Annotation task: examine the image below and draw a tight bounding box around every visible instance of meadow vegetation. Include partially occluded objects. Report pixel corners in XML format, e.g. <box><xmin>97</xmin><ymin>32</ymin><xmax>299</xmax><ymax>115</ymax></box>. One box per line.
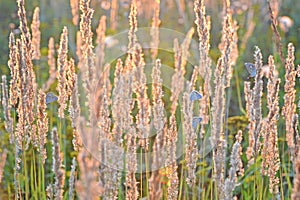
<box><xmin>0</xmin><ymin>0</ymin><xmax>300</xmax><ymax>199</ymax></box>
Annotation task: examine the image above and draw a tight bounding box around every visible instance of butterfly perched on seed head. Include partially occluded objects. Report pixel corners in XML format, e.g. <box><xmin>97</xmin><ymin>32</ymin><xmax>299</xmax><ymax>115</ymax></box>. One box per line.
<box><xmin>190</xmin><ymin>90</ymin><xmax>203</xmax><ymax>101</ymax></box>
<box><xmin>244</xmin><ymin>63</ymin><xmax>257</xmax><ymax>77</ymax></box>
<box><xmin>46</xmin><ymin>92</ymin><xmax>58</xmax><ymax>104</ymax></box>
<box><xmin>192</xmin><ymin>117</ymin><xmax>203</xmax><ymax>129</ymax></box>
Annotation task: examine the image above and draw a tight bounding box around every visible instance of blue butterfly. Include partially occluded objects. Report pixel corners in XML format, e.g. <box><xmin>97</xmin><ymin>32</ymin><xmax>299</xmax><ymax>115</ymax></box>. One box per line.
<box><xmin>192</xmin><ymin>117</ymin><xmax>203</xmax><ymax>129</ymax></box>
<box><xmin>190</xmin><ymin>90</ymin><xmax>203</xmax><ymax>101</ymax></box>
<box><xmin>244</xmin><ymin>63</ymin><xmax>257</xmax><ymax>77</ymax></box>
<box><xmin>46</xmin><ymin>92</ymin><xmax>58</xmax><ymax>104</ymax></box>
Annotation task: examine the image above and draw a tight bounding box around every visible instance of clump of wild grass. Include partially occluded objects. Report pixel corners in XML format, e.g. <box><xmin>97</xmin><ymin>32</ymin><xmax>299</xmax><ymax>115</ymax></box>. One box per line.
<box><xmin>1</xmin><ymin>0</ymin><xmax>300</xmax><ymax>199</ymax></box>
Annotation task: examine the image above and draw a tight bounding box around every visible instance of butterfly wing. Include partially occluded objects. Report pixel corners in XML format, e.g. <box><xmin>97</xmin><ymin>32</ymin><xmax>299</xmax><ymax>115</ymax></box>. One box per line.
<box><xmin>192</xmin><ymin>117</ymin><xmax>203</xmax><ymax>129</ymax></box>
<box><xmin>244</xmin><ymin>63</ymin><xmax>257</xmax><ymax>77</ymax></box>
<box><xmin>46</xmin><ymin>93</ymin><xmax>58</xmax><ymax>104</ymax></box>
<box><xmin>190</xmin><ymin>90</ymin><xmax>203</xmax><ymax>101</ymax></box>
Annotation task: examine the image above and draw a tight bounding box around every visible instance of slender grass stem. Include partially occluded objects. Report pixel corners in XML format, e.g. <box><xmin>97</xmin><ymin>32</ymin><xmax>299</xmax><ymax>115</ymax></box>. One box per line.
<box><xmin>37</xmin><ymin>155</ymin><xmax>42</xmax><ymax>198</ymax></box>
<box><xmin>145</xmin><ymin>150</ymin><xmax>150</xmax><ymax>199</ymax></box>
<box><xmin>200</xmin><ymin>136</ymin><xmax>205</xmax><ymax>199</ymax></box>
<box><xmin>32</xmin><ymin>150</ymin><xmax>38</xmax><ymax>199</ymax></box>
<box><xmin>254</xmin><ymin>159</ymin><xmax>257</xmax><ymax>200</ymax></box>
<box><xmin>30</xmin><ymin>158</ymin><xmax>35</xmax><ymax>199</ymax></box>
<box><xmin>23</xmin><ymin>147</ymin><xmax>29</xmax><ymax>200</ymax></box>
<box><xmin>260</xmin><ymin>173</ymin><xmax>264</xmax><ymax>200</ymax></box>
<box><xmin>140</xmin><ymin>150</ymin><xmax>143</xmax><ymax>198</ymax></box>
<box><xmin>62</xmin><ymin>118</ymin><xmax>67</xmax><ymax>171</ymax></box>
<box><xmin>178</xmin><ymin>163</ymin><xmax>184</xmax><ymax>199</ymax></box>
<box><xmin>41</xmin><ymin>162</ymin><xmax>45</xmax><ymax>199</ymax></box>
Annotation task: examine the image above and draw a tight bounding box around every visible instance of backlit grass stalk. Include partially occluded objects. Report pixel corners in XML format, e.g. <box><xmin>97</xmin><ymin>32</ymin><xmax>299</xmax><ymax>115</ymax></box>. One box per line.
<box><xmin>78</xmin><ymin>0</ymin><xmax>106</xmax><ymax>198</ymax></box>
<box><xmin>124</xmin><ymin>60</ymin><xmax>139</xmax><ymax>200</ymax></box>
<box><xmin>165</xmin><ymin>28</ymin><xmax>194</xmax><ymax>200</ymax></box>
<box><xmin>125</xmin><ymin>128</ymin><xmax>139</xmax><ymax>200</ymax></box>
<box><xmin>261</xmin><ymin>55</ymin><xmax>281</xmax><ymax>195</ymax></box>
<box><xmin>68</xmin><ymin>74</ymin><xmax>82</xmax><ymax>151</ymax></box>
<box><xmin>224</xmin><ymin>130</ymin><xmax>244</xmax><ymax>200</ymax></box>
<box><xmin>15</xmin><ymin>27</ymin><xmax>39</xmax><ymax>196</ymax></box>
<box><xmin>170</xmin><ymin>28</ymin><xmax>194</xmax><ymax>114</ymax></box>
<box><xmin>194</xmin><ymin>0</ymin><xmax>211</xmax><ymax>136</ymax></box>
<box><xmin>17</xmin><ymin>0</ymin><xmax>36</xmax><ymax>133</ymax></box>
<box><xmin>211</xmin><ymin>6</ymin><xmax>237</xmax><ymax>197</ymax></box>
<box><xmin>170</xmin><ymin>39</ymin><xmax>183</xmax><ymax>115</ymax></box>
<box><xmin>182</xmin><ymin>92</ymin><xmax>197</xmax><ymax>186</ymax></box>
<box><xmin>97</xmin><ymin>73</ymin><xmax>119</xmax><ymax>200</ymax></box>
<box><xmin>42</xmin><ymin>37</ymin><xmax>56</xmax><ymax>91</ymax></box>
<box><xmin>150</xmin><ymin>0</ymin><xmax>161</xmax><ymax>61</ymax></box>
<box><xmin>149</xmin><ymin>59</ymin><xmax>165</xmax><ymax>200</ymax></box>
<box><xmin>124</xmin><ymin>2</ymin><xmax>139</xmax><ymax>198</ymax></box>
<box><xmin>211</xmin><ymin>58</ymin><xmax>226</xmax><ymax>199</ymax></box>
<box><xmin>56</xmin><ymin>27</ymin><xmax>69</xmax><ymax>172</ymax></box>
<box><xmin>111</xmin><ymin>59</ymin><xmax>125</xmax><ymax>146</ymax></box>
<box><xmin>37</xmin><ymin>89</ymin><xmax>48</xmax><ymax>164</ymax></box>
<box><xmin>1</xmin><ymin>76</ymin><xmax>13</xmax><ymax>140</ymax></box>
<box><xmin>31</xmin><ymin>7</ymin><xmax>40</xmax><ymax>60</ymax></box>
<box><xmin>51</xmin><ymin>128</ymin><xmax>65</xmax><ymax>200</ymax></box>
<box><xmin>218</xmin><ymin>10</ymin><xmax>238</xmax><ymax>88</ymax></box>
<box><xmin>12</xmin><ymin>40</ymin><xmax>23</xmax><ymax>198</ymax></box>
<box><xmin>245</xmin><ymin>47</ymin><xmax>264</xmax><ymax>200</ymax></box>
<box><xmin>14</xmin><ymin>37</ymin><xmax>29</xmax><ymax>199</ymax></box>
<box><xmin>66</xmin><ymin>58</ymin><xmax>76</xmax><ymax>97</ymax></box>
<box><xmin>68</xmin><ymin>157</ymin><xmax>77</xmax><ymax>200</ymax></box>
<box><xmin>166</xmin><ymin>115</ymin><xmax>179</xmax><ymax>200</ymax></box>
<box><xmin>111</xmin><ymin>59</ymin><xmax>128</xmax><ymax>199</ymax></box>
<box><xmin>194</xmin><ymin>0</ymin><xmax>211</xmax><ymax>79</ymax></box>
<box><xmin>56</xmin><ymin>27</ymin><xmax>69</xmax><ymax>119</ymax></box>
<box><xmin>282</xmin><ymin>43</ymin><xmax>298</xmax><ymax>163</ymax></box>
<box><xmin>127</xmin><ymin>0</ymin><xmax>138</xmax><ymax>60</ymax></box>
<box><xmin>17</xmin><ymin>0</ymin><xmax>32</xmax><ymax>52</ymax></box>
<box><xmin>246</xmin><ymin>46</ymin><xmax>263</xmax><ymax>163</ymax></box>
<box><xmin>8</xmin><ymin>32</ymin><xmax>19</xmax><ymax>111</ymax></box>
<box><xmin>79</xmin><ymin>0</ymin><xmax>96</xmax><ymax>84</ymax></box>
<box><xmin>131</xmin><ymin>43</ymin><xmax>151</xmax><ymax>197</ymax></box>
<box><xmin>132</xmin><ymin>44</ymin><xmax>150</xmax><ymax>150</ymax></box>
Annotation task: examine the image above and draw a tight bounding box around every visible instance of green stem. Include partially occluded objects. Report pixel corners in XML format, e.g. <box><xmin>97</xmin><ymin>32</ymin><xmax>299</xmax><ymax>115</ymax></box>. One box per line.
<box><xmin>30</xmin><ymin>158</ymin><xmax>35</xmax><ymax>199</ymax></box>
<box><xmin>23</xmin><ymin>147</ymin><xmax>29</xmax><ymax>200</ymax></box>
<box><xmin>145</xmin><ymin>150</ymin><xmax>150</xmax><ymax>199</ymax></box>
<box><xmin>140</xmin><ymin>150</ymin><xmax>143</xmax><ymax>198</ymax></box>
<box><xmin>260</xmin><ymin>173</ymin><xmax>264</xmax><ymax>200</ymax></box>
<box><xmin>38</xmin><ymin>155</ymin><xmax>42</xmax><ymax>198</ymax></box>
<box><xmin>254</xmin><ymin>159</ymin><xmax>256</xmax><ymax>200</ymax></box>
<box><xmin>201</xmin><ymin>136</ymin><xmax>205</xmax><ymax>200</ymax></box>
<box><xmin>178</xmin><ymin>164</ymin><xmax>184</xmax><ymax>199</ymax></box>
<box><xmin>33</xmin><ymin>150</ymin><xmax>38</xmax><ymax>199</ymax></box>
